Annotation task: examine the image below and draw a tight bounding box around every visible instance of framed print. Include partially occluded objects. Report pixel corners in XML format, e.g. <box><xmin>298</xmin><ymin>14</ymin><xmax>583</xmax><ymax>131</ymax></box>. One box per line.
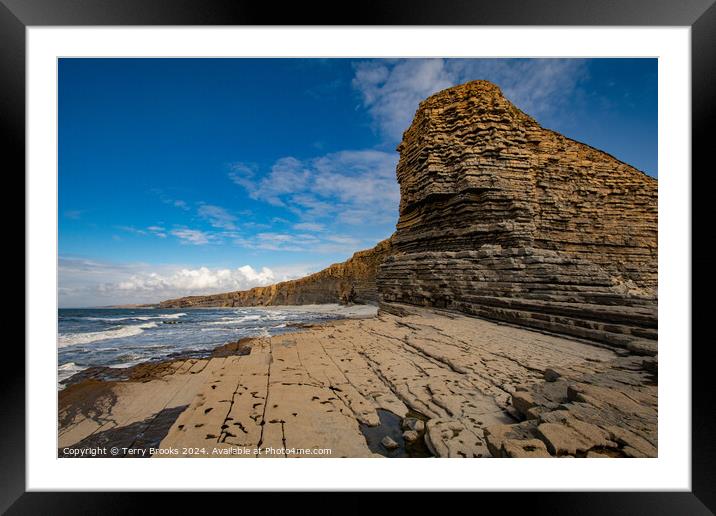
<box><xmin>5</xmin><ymin>0</ymin><xmax>714</xmax><ymax>512</ymax></box>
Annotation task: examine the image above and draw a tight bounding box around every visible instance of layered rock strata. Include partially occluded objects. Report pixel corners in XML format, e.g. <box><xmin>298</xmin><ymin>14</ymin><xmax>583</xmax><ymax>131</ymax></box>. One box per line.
<box><xmin>160</xmin><ymin>238</ymin><xmax>392</xmax><ymax>308</ymax></box>
<box><xmin>378</xmin><ymin>80</ymin><xmax>657</xmax><ymax>353</ymax></box>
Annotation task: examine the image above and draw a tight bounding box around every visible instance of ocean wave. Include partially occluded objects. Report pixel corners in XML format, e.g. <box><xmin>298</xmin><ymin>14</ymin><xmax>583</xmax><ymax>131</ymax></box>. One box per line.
<box><xmin>58</xmin><ymin>322</ymin><xmax>158</xmax><ymax>348</ymax></box>
<box><xmin>161</xmin><ymin>313</ymin><xmax>186</xmax><ymax>319</ymax></box>
<box><xmin>107</xmin><ymin>360</ymin><xmax>144</xmax><ymax>369</ymax></box>
<box><xmin>203</xmin><ymin>314</ymin><xmax>263</xmax><ymax>325</ymax></box>
<box><xmin>85</xmin><ymin>315</ymin><xmax>154</xmax><ymax>321</ymax></box>
<box><xmin>85</xmin><ymin>312</ymin><xmax>186</xmax><ymax>322</ymax></box>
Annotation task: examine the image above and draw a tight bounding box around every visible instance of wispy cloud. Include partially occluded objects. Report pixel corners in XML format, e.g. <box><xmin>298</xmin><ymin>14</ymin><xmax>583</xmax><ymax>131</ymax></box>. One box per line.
<box><xmin>310</xmin><ymin>150</ymin><xmax>399</xmax><ymax>223</ymax></box>
<box><xmin>153</xmin><ymin>188</ymin><xmax>192</xmax><ymax>211</ymax></box>
<box><xmin>117</xmin><ymin>225</ymin><xmax>168</xmax><ymax>238</ymax></box>
<box><xmin>352</xmin><ymin>58</ymin><xmax>588</xmax><ymax>141</ymax></box>
<box><xmin>113</xmin><ymin>210</ymin><xmax>365</xmax><ymax>253</ymax></box>
<box><xmin>197</xmin><ymin>204</ymin><xmax>238</xmax><ymax>230</ymax></box>
<box><xmin>170</xmin><ymin>228</ymin><xmax>213</xmax><ymax>245</ymax></box>
<box><xmin>293</xmin><ymin>222</ymin><xmax>325</xmax><ymax>232</ymax></box>
<box><xmin>305</xmin><ymin>77</ymin><xmax>343</xmax><ymax>100</ymax></box>
<box><xmin>324</xmin><ymin>234</ymin><xmax>361</xmax><ymax>246</ymax></box>
<box><xmin>230</xmin><ymin>157</ymin><xmax>310</xmax><ymax>207</ymax></box>
<box><xmin>116</xmin><ymin>225</ymin><xmax>148</xmax><ymax>236</ymax></box>
<box><xmin>251</xmin><ymin>232</ymin><xmax>320</xmax><ymax>251</ymax></box>
<box><xmin>352</xmin><ymin>59</ymin><xmax>454</xmax><ymax>142</ymax></box>
<box><xmin>64</xmin><ymin>210</ymin><xmax>84</xmax><ymax>220</ymax></box>
<box><xmin>229</xmin><ymin>149</ymin><xmax>399</xmax><ymax>226</ymax></box>
<box><xmin>147</xmin><ymin>225</ymin><xmax>167</xmax><ymax>238</ymax></box>
<box><xmin>233</xmin><ymin>231</ymin><xmax>363</xmax><ymax>254</ymax></box>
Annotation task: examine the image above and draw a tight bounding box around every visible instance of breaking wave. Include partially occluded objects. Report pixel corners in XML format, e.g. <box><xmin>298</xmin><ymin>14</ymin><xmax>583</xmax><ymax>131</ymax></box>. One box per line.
<box><xmin>58</xmin><ymin>322</ymin><xmax>158</xmax><ymax>348</ymax></box>
<box><xmin>85</xmin><ymin>313</ymin><xmax>187</xmax><ymax>322</ymax></box>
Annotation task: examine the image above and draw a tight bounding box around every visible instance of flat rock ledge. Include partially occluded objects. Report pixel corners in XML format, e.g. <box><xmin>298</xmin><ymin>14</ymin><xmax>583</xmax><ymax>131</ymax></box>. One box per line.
<box><xmin>59</xmin><ymin>306</ymin><xmax>656</xmax><ymax>458</ymax></box>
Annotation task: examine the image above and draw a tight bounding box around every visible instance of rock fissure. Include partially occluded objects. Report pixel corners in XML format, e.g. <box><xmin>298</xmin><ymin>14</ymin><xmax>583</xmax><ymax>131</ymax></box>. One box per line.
<box><xmin>255</xmin><ymin>341</ymin><xmax>274</xmax><ymax>451</ymax></box>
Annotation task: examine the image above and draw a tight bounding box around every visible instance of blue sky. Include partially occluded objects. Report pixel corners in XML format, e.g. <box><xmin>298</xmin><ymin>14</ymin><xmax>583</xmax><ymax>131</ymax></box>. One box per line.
<box><xmin>59</xmin><ymin>58</ymin><xmax>657</xmax><ymax>307</ymax></box>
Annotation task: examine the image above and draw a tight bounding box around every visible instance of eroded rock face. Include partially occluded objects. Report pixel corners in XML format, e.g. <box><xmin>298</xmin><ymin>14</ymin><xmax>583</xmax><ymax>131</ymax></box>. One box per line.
<box><xmin>378</xmin><ymin>80</ymin><xmax>657</xmax><ymax>351</ymax></box>
<box><xmin>159</xmin><ymin>237</ymin><xmax>393</xmax><ymax>308</ymax></box>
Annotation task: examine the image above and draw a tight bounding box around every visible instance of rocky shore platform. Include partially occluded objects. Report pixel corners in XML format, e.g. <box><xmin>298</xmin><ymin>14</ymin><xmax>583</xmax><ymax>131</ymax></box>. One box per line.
<box><xmin>59</xmin><ymin>306</ymin><xmax>656</xmax><ymax>458</ymax></box>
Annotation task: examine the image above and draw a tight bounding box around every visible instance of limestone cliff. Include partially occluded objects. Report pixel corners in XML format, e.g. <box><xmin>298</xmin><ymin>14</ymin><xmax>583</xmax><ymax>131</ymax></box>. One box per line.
<box><xmin>159</xmin><ymin>237</ymin><xmax>393</xmax><ymax>308</ymax></box>
<box><xmin>377</xmin><ymin>80</ymin><xmax>657</xmax><ymax>353</ymax></box>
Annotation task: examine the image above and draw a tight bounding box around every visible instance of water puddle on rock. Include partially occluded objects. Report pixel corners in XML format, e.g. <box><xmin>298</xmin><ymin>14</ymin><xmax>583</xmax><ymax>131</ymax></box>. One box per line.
<box><xmin>359</xmin><ymin>409</ymin><xmax>433</xmax><ymax>458</ymax></box>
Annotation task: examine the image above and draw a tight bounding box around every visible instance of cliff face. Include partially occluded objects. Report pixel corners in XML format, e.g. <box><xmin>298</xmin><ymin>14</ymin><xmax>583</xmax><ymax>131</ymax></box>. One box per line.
<box><xmin>377</xmin><ymin>80</ymin><xmax>657</xmax><ymax>353</ymax></box>
<box><xmin>159</xmin><ymin>237</ymin><xmax>393</xmax><ymax>308</ymax></box>
<box><xmin>158</xmin><ymin>80</ymin><xmax>657</xmax><ymax>353</ymax></box>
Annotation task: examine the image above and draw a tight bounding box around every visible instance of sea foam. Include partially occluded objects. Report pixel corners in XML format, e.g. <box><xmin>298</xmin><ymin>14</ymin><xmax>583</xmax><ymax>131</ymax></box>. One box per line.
<box><xmin>202</xmin><ymin>314</ymin><xmax>263</xmax><ymax>325</ymax></box>
<box><xmin>85</xmin><ymin>312</ymin><xmax>187</xmax><ymax>322</ymax></box>
<box><xmin>58</xmin><ymin>321</ymin><xmax>158</xmax><ymax>348</ymax></box>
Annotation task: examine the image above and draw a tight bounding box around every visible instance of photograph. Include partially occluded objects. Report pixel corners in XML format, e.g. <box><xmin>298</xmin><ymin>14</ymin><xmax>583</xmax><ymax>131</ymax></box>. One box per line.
<box><xmin>4</xmin><ymin>0</ymin><xmax>710</xmax><ymax>507</ymax></box>
<box><xmin>56</xmin><ymin>57</ymin><xmax>658</xmax><ymax>460</ymax></box>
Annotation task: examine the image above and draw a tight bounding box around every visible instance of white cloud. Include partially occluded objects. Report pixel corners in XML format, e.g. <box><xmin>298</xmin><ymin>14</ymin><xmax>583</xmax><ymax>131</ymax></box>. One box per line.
<box><xmin>352</xmin><ymin>58</ymin><xmax>588</xmax><ymax>141</ymax></box>
<box><xmin>197</xmin><ymin>204</ymin><xmax>238</xmax><ymax>230</ymax></box>
<box><xmin>170</xmin><ymin>228</ymin><xmax>212</xmax><ymax>245</ymax></box>
<box><xmin>59</xmin><ymin>256</ymin><xmax>317</xmax><ymax>307</ymax></box>
<box><xmin>116</xmin><ymin>265</ymin><xmax>275</xmax><ymax>292</ymax></box>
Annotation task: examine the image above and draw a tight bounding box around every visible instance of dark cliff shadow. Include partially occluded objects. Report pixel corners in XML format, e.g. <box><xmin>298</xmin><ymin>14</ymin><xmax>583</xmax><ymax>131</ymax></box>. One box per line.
<box><xmin>58</xmin><ymin>404</ymin><xmax>188</xmax><ymax>458</ymax></box>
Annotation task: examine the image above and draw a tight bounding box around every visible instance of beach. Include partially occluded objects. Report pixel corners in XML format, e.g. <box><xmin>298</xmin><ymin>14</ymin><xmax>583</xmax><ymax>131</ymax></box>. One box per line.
<box><xmin>59</xmin><ymin>304</ymin><xmax>657</xmax><ymax>458</ymax></box>
<box><xmin>57</xmin><ymin>304</ymin><xmax>377</xmax><ymax>386</ymax></box>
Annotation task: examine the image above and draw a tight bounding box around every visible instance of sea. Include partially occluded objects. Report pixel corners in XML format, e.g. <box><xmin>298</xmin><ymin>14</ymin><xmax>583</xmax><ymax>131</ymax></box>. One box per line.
<box><xmin>57</xmin><ymin>306</ymin><xmax>350</xmax><ymax>388</ymax></box>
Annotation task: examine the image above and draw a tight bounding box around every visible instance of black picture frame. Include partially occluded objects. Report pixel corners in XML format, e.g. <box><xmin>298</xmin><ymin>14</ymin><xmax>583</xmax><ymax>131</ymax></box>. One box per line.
<box><xmin>5</xmin><ymin>0</ymin><xmax>714</xmax><ymax>512</ymax></box>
